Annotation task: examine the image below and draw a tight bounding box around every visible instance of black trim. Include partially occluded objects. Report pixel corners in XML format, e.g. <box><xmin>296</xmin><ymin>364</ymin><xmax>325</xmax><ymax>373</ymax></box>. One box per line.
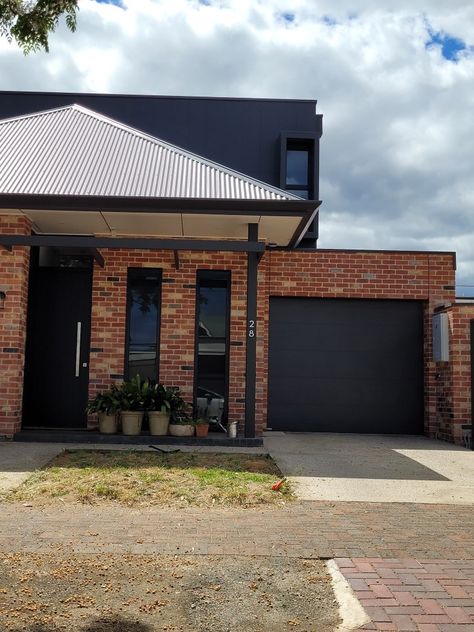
<box><xmin>124</xmin><ymin>268</ymin><xmax>162</xmax><ymax>382</ymax></box>
<box><xmin>0</xmin><ymin>89</ymin><xmax>318</xmax><ymax>105</ymax></box>
<box><xmin>173</xmin><ymin>250</ymin><xmax>180</xmax><ymax>270</ymax></box>
<box><xmin>0</xmin><ymin>193</ymin><xmax>314</xmax><ymax>214</ymax></box>
<box><xmin>0</xmin><ymin>234</ymin><xmax>266</xmax><ymax>252</ymax></box>
<box><xmin>289</xmin><ymin>207</ymin><xmax>320</xmax><ymax>249</ymax></box>
<box><xmin>245</xmin><ymin>223</ymin><xmax>259</xmax><ymax>438</ymax></box>
<box><xmin>193</xmin><ymin>270</ymin><xmax>231</xmax><ymax>425</ymax></box>
<box><xmin>280</xmin><ymin>130</ymin><xmax>321</xmax><ymax>245</ymax></box>
<box><xmin>13</xmin><ymin>428</ymin><xmax>264</xmax><ymax>447</ymax></box>
<box><xmin>271</xmin><ymin>245</ymin><xmax>456</xmax><ymax>261</ymax></box>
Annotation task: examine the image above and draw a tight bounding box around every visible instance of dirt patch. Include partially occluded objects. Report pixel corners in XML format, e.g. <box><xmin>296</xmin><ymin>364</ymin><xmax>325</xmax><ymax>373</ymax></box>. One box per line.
<box><xmin>0</xmin><ymin>553</ymin><xmax>339</xmax><ymax>632</ymax></box>
<box><xmin>5</xmin><ymin>450</ymin><xmax>293</xmax><ymax>509</ymax></box>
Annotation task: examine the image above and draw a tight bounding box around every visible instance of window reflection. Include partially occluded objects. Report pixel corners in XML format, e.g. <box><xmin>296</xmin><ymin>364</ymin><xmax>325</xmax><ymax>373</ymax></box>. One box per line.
<box><xmin>198</xmin><ymin>284</ymin><xmax>227</xmax><ymax>338</ymax></box>
<box><xmin>196</xmin><ymin>274</ymin><xmax>230</xmax><ymax>425</ymax></box>
<box><xmin>126</xmin><ymin>270</ymin><xmax>161</xmax><ymax>380</ymax></box>
<box><xmin>286</xmin><ymin>149</ymin><xmax>309</xmax><ymax>186</ymax></box>
<box><xmin>284</xmin><ymin>139</ymin><xmax>313</xmax><ymax>201</ymax></box>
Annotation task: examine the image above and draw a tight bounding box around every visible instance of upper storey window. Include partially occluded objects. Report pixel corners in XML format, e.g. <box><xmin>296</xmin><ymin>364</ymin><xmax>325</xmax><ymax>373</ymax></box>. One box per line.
<box><xmin>282</xmin><ymin>138</ymin><xmax>314</xmax><ymax>200</ymax></box>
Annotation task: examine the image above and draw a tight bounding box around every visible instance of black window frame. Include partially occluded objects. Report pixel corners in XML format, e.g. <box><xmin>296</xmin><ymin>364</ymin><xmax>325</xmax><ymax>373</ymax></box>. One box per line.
<box><xmin>285</xmin><ymin>140</ymin><xmax>313</xmax><ymax>198</ymax></box>
<box><xmin>280</xmin><ymin>131</ymin><xmax>320</xmax><ymax>244</ymax></box>
<box><xmin>124</xmin><ymin>267</ymin><xmax>162</xmax><ymax>382</ymax></box>
<box><xmin>193</xmin><ymin>270</ymin><xmax>231</xmax><ymax>423</ymax></box>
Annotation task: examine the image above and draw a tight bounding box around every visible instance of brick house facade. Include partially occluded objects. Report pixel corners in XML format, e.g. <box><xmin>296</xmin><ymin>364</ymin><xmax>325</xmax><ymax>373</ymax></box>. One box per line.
<box><xmin>0</xmin><ymin>93</ymin><xmax>471</xmax><ymax>446</ymax></box>
<box><xmin>1</xmin><ymin>210</ymin><xmax>463</xmax><ymax>443</ymax></box>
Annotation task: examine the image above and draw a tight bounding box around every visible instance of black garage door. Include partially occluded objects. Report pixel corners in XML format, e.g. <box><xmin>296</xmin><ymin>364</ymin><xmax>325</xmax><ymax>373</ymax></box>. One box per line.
<box><xmin>268</xmin><ymin>298</ymin><xmax>424</xmax><ymax>434</ymax></box>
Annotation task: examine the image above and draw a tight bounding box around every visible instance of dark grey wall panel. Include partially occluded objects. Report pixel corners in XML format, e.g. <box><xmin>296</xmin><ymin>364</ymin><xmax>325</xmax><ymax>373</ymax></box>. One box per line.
<box><xmin>268</xmin><ymin>298</ymin><xmax>424</xmax><ymax>433</ymax></box>
<box><xmin>0</xmin><ymin>92</ymin><xmax>320</xmax><ymax>189</ymax></box>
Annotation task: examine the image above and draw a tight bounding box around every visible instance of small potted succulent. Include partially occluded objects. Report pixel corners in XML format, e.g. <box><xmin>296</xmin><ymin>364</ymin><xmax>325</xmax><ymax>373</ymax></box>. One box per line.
<box><xmin>86</xmin><ymin>386</ymin><xmax>121</xmax><ymax>434</ymax></box>
<box><xmin>118</xmin><ymin>375</ymin><xmax>152</xmax><ymax>436</ymax></box>
<box><xmin>146</xmin><ymin>383</ymin><xmax>171</xmax><ymax>436</ymax></box>
<box><xmin>195</xmin><ymin>417</ymin><xmax>210</xmax><ymax>438</ymax></box>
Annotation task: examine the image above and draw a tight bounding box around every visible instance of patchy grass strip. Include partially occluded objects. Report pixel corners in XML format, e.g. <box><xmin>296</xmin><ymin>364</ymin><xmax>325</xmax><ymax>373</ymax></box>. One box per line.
<box><xmin>6</xmin><ymin>450</ymin><xmax>293</xmax><ymax>508</ymax></box>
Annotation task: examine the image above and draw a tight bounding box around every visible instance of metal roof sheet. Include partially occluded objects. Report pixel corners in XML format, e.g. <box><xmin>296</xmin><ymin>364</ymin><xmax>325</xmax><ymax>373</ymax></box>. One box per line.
<box><xmin>0</xmin><ymin>104</ymin><xmax>301</xmax><ymax>201</ymax></box>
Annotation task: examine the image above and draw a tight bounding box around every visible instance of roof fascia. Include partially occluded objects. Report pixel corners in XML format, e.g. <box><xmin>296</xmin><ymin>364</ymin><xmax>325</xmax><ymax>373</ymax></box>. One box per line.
<box><xmin>0</xmin><ymin>194</ymin><xmax>318</xmax><ymax>216</ymax></box>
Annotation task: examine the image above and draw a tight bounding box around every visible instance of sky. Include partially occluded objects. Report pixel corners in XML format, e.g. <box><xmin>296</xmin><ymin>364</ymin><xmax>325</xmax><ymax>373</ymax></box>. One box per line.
<box><xmin>1</xmin><ymin>0</ymin><xmax>474</xmax><ymax>292</ymax></box>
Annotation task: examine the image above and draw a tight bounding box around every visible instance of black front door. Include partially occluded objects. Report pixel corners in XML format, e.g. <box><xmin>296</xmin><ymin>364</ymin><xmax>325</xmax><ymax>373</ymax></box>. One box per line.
<box><xmin>23</xmin><ymin>253</ymin><xmax>93</xmax><ymax>428</ymax></box>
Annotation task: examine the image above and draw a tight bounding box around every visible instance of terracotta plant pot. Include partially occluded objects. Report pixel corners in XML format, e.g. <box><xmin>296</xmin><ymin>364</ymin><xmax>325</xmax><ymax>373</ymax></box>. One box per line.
<box><xmin>121</xmin><ymin>411</ymin><xmax>144</xmax><ymax>436</ymax></box>
<box><xmin>98</xmin><ymin>412</ymin><xmax>118</xmax><ymax>434</ymax></box>
<box><xmin>168</xmin><ymin>423</ymin><xmax>195</xmax><ymax>437</ymax></box>
<box><xmin>195</xmin><ymin>423</ymin><xmax>209</xmax><ymax>438</ymax></box>
<box><xmin>148</xmin><ymin>411</ymin><xmax>170</xmax><ymax>436</ymax></box>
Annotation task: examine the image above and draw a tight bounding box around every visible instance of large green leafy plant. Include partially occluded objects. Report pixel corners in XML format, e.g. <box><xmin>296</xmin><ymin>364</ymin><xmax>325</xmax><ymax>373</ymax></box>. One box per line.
<box><xmin>86</xmin><ymin>386</ymin><xmax>121</xmax><ymax>416</ymax></box>
<box><xmin>117</xmin><ymin>375</ymin><xmax>153</xmax><ymax>412</ymax></box>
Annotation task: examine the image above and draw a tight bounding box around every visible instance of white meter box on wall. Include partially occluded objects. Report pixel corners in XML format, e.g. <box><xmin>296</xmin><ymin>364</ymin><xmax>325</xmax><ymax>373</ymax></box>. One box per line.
<box><xmin>432</xmin><ymin>312</ymin><xmax>449</xmax><ymax>362</ymax></box>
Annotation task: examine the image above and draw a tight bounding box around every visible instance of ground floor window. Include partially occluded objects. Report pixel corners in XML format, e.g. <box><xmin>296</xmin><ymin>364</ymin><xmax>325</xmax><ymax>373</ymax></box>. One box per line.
<box><xmin>125</xmin><ymin>268</ymin><xmax>162</xmax><ymax>380</ymax></box>
<box><xmin>195</xmin><ymin>271</ymin><xmax>230</xmax><ymax>425</ymax></box>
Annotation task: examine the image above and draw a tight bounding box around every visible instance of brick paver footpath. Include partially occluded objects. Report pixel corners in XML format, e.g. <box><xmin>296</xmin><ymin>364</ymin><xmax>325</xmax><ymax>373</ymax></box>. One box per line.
<box><xmin>0</xmin><ymin>500</ymin><xmax>473</xmax><ymax>630</ymax></box>
<box><xmin>336</xmin><ymin>558</ymin><xmax>474</xmax><ymax>631</ymax></box>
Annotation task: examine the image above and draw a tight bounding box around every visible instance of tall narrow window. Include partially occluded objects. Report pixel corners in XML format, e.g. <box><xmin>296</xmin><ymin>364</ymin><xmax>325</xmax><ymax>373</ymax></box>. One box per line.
<box><xmin>125</xmin><ymin>268</ymin><xmax>162</xmax><ymax>381</ymax></box>
<box><xmin>285</xmin><ymin>139</ymin><xmax>313</xmax><ymax>199</ymax></box>
<box><xmin>195</xmin><ymin>271</ymin><xmax>230</xmax><ymax>425</ymax></box>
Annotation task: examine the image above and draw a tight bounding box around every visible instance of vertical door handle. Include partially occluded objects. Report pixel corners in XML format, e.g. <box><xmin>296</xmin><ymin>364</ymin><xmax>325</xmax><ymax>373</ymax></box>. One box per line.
<box><xmin>75</xmin><ymin>321</ymin><xmax>82</xmax><ymax>377</ymax></box>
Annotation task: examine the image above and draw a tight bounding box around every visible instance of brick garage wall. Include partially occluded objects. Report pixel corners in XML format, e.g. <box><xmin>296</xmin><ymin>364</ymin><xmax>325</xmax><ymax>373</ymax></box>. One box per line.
<box><xmin>0</xmin><ymin>215</ymin><xmax>31</xmax><ymax>437</ymax></box>
<box><xmin>264</xmin><ymin>249</ymin><xmax>456</xmax><ymax>439</ymax></box>
<box><xmin>435</xmin><ymin>303</ymin><xmax>474</xmax><ymax>445</ymax></box>
<box><xmin>88</xmin><ymin>249</ymin><xmax>253</xmax><ymax>433</ymax></box>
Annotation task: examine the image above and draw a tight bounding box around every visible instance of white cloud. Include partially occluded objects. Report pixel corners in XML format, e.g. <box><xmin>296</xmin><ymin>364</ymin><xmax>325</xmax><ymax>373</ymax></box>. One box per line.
<box><xmin>1</xmin><ymin>0</ymin><xmax>474</xmax><ymax>288</ymax></box>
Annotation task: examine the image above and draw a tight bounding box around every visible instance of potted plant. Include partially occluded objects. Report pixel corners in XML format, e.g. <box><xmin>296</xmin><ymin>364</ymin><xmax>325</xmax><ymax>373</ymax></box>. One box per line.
<box><xmin>168</xmin><ymin>412</ymin><xmax>195</xmax><ymax>437</ymax></box>
<box><xmin>118</xmin><ymin>375</ymin><xmax>150</xmax><ymax>436</ymax></box>
<box><xmin>168</xmin><ymin>391</ymin><xmax>194</xmax><ymax>436</ymax></box>
<box><xmin>146</xmin><ymin>383</ymin><xmax>171</xmax><ymax>436</ymax></box>
<box><xmin>86</xmin><ymin>387</ymin><xmax>121</xmax><ymax>434</ymax></box>
<box><xmin>195</xmin><ymin>417</ymin><xmax>209</xmax><ymax>438</ymax></box>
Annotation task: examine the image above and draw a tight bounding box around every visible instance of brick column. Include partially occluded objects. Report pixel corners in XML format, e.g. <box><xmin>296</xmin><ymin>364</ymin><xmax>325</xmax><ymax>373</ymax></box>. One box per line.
<box><xmin>0</xmin><ymin>215</ymin><xmax>31</xmax><ymax>438</ymax></box>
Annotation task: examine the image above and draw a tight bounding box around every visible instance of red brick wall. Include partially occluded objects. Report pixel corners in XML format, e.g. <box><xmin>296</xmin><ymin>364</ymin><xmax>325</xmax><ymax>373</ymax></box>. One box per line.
<box><xmin>435</xmin><ymin>304</ymin><xmax>474</xmax><ymax>444</ymax></box>
<box><xmin>0</xmin><ymin>230</ymin><xmax>460</xmax><ymax>441</ymax></box>
<box><xmin>0</xmin><ymin>215</ymin><xmax>31</xmax><ymax>437</ymax></box>
<box><xmin>266</xmin><ymin>250</ymin><xmax>456</xmax><ymax>439</ymax></box>
<box><xmin>88</xmin><ymin>249</ymin><xmax>252</xmax><ymax>433</ymax></box>
<box><xmin>89</xmin><ymin>248</ymin><xmax>456</xmax><ymax>439</ymax></box>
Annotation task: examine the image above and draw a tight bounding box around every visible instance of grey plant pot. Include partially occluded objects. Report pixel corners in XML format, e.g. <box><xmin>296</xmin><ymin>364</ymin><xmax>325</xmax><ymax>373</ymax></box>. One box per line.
<box><xmin>168</xmin><ymin>423</ymin><xmax>194</xmax><ymax>437</ymax></box>
<box><xmin>148</xmin><ymin>411</ymin><xmax>170</xmax><ymax>436</ymax></box>
<box><xmin>121</xmin><ymin>411</ymin><xmax>144</xmax><ymax>436</ymax></box>
<box><xmin>98</xmin><ymin>412</ymin><xmax>118</xmax><ymax>434</ymax></box>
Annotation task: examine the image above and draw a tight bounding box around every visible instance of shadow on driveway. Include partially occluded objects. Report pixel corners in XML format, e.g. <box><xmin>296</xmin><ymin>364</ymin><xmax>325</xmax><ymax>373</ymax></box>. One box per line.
<box><xmin>265</xmin><ymin>433</ymin><xmax>474</xmax><ymax>504</ymax></box>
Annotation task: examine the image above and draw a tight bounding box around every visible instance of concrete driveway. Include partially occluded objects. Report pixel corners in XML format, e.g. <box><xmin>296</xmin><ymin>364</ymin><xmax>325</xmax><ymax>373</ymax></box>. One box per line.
<box><xmin>264</xmin><ymin>433</ymin><xmax>474</xmax><ymax>504</ymax></box>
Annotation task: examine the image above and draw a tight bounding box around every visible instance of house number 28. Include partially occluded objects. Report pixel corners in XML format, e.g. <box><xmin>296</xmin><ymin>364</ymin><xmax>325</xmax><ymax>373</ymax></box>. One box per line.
<box><xmin>248</xmin><ymin>320</ymin><xmax>256</xmax><ymax>338</ymax></box>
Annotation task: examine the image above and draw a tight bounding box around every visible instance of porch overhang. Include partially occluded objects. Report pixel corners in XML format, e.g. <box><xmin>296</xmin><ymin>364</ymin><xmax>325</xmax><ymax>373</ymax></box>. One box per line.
<box><xmin>0</xmin><ymin>194</ymin><xmax>321</xmax><ymax>249</ymax></box>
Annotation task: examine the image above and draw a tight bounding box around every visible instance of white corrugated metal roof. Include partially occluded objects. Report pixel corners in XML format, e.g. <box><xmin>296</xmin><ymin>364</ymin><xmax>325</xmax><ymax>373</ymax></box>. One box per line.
<box><xmin>0</xmin><ymin>104</ymin><xmax>301</xmax><ymax>201</ymax></box>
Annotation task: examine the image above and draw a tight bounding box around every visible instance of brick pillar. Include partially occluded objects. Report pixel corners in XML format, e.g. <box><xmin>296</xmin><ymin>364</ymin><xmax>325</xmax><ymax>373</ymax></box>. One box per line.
<box><xmin>425</xmin><ymin>254</ymin><xmax>457</xmax><ymax>442</ymax></box>
<box><xmin>0</xmin><ymin>215</ymin><xmax>31</xmax><ymax>438</ymax></box>
<box><xmin>449</xmin><ymin>304</ymin><xmax>474</xmax><ymax>446</ymax></box>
